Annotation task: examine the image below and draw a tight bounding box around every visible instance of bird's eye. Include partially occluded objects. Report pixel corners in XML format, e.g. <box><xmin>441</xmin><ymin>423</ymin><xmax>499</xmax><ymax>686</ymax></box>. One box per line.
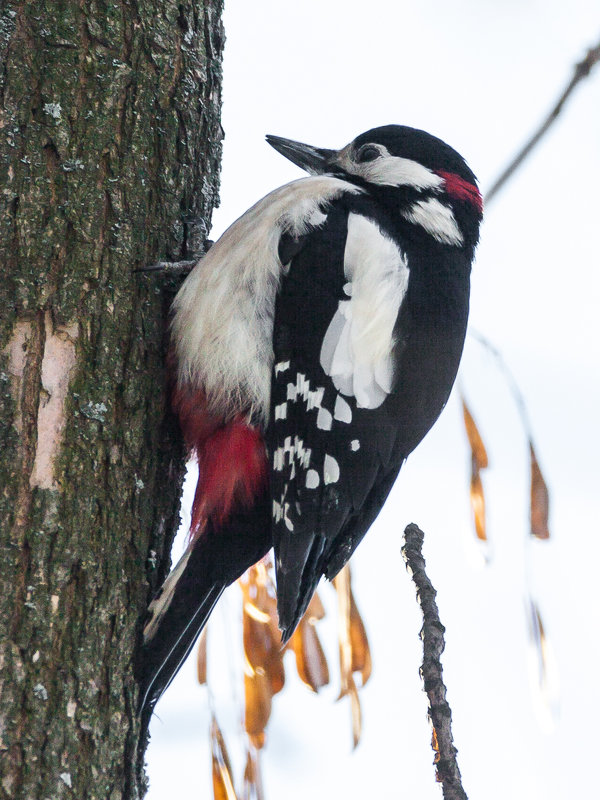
<box><xmin>356</xmin><ymin>144</ymin><xmax>380</xmax><ymax>163</ymax></box>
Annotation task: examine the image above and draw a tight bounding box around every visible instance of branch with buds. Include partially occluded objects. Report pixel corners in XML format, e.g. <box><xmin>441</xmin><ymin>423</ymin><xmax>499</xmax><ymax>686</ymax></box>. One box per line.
<box><xmin>485</xmin><ymin>39</ymin><xmax>600</xmax><ymax>204</ymax></box>
<box><xmin>402</xmin><ymin>523</ymin><xmax>469</xmax><ymax>800</ymax></box>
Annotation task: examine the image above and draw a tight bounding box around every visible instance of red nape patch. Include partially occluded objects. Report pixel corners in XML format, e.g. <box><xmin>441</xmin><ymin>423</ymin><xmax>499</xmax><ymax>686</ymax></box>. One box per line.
<box><xmin>436</xmin><ymin>170</ymin><xmax>483</xmax><ymax>214</ymax></box>
<box><xmin>171</xmin><ymin>381</ymin><xmax>267</xmax><ymax>541</ymax></box>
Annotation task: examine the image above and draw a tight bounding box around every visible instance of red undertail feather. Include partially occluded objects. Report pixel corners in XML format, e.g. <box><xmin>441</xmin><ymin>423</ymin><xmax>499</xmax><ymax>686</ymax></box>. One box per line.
<box><xmin>172</xmin><ymin>382</ymin><xmax>268</xmax><ymax>541</ymax></box>
<box><xmin>436</xmin><ymin>170</ymin><xmax>483</xmax><ymax>214</ymax></box>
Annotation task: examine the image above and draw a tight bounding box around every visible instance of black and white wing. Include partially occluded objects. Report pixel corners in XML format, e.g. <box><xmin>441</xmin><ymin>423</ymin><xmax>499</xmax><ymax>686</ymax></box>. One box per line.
<box><xmin>268</xmin><ymin>197</ymin><xmax>412</xmax><ymax>639</ymax></box>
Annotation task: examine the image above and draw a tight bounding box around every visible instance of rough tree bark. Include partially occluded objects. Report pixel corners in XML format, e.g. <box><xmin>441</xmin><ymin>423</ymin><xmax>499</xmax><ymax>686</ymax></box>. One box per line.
<box><xmin>0</xmin><ymin>1</ymin><xmax>224</xmax><ymax>797</ymax></box>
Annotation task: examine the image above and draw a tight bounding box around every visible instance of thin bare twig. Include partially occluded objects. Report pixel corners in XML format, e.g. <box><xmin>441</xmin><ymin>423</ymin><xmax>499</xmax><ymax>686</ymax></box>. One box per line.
<box><xmin>402</xmin><ymin>523</ymin><xmax>468</xmax><ymax>800</ymax></box>
<box><xmin>134</xmin><ymin>259</ymin><xmax>197</xmax><ymax>275</ymax></box>
<box><xmin>468</xmin><ymin>328</ymin><xmax>532</xmax><ymax>438</ymax></box>
<box><xmin>485</xmin><ymin>39</ymin><xmax>600</xmax><ymax>205</ymax></box>
<box><xmin>135</xmin><ymin>239</ymin><xmax>213</xmax><ymax>275</ymax></box>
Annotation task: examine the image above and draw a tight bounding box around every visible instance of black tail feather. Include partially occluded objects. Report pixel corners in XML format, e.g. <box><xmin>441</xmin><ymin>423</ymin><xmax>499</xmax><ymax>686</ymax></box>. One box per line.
<box><xmin>137</xmin><ymin>494</ymin><xmax>272</xmax><ymax>727</ymax></box>
<box><xmin>139</xmin><ymin>582</ymin><xmax>224</xmax><ymax>726</ymax></box>
<box><xmin>276</xmin><ymin>533</ymin><xmax>327</xmax><ymax>642</ymax></box>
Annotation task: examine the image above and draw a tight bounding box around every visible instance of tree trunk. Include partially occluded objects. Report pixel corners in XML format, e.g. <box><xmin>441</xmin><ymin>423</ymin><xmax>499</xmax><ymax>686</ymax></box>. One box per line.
<box><xmin>0</xmin><ymin>1</ymin><xmax>223</xmax><ymax>797</ymax></box>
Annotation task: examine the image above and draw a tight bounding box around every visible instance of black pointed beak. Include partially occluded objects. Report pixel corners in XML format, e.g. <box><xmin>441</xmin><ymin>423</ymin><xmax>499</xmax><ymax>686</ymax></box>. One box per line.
<box><xmin>266</xmin><ymin>134</ymin><xmax>337</xmax><ymax>175</ymax></box>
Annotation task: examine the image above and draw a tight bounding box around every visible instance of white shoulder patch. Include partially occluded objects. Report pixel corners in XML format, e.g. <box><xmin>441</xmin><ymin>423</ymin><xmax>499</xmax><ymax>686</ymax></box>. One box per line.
<box><xmin>320</xmin><ymin>213</ymin><xmax>409</xmax><ymax>409</ymax></box>
<box><xmin>402</xmin><ymin>197</ymin><xmax>463</xmax><ymax>246</ymax></box>
<box><xmin>171</xmin><ymin>177</ymin><xmax>361</xmax><ymax>421</ymax></box>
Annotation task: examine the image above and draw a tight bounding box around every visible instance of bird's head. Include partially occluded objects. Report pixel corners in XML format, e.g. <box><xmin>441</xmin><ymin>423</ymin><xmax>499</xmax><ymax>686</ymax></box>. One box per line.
<box><xmin>266</xmin><ymin>125</ymin><xmax>482</xmax><ymax>250</ymax></box>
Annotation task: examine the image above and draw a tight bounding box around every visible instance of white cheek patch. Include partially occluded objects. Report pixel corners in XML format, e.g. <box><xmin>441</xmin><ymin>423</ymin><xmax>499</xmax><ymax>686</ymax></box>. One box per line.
<box><xmin>320</xmin><ymin>214</ymin><xmax>409</xmax><ymax>408</ymax></box>
<box><xmin>337</xmin><ymin>144</ymin><xmax>444</xmax><ymax>191</ymax></box>
<box><xmin>402</xmin><ymin>197</ymin><xmax>463</xmax><ymax>246</ymax></box>
<box><xmin>362</xmin><ymin>155</ymin><xmax>445</xmax><ymax>190</ymax></box>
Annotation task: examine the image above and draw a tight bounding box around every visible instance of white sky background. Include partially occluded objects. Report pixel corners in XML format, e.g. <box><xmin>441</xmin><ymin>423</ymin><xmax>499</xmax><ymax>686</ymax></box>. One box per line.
<box><xmin>146</xmin><ymin>2</ymin><xmax>600</xmax><ymax>798</ymax></box>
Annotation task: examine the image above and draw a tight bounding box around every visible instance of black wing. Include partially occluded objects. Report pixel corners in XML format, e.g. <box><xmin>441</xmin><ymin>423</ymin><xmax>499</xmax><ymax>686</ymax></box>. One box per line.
<box><xmin>268</xmin><ymin>198</ymin><xmax>410</xmax><ymax>640</ymax></box>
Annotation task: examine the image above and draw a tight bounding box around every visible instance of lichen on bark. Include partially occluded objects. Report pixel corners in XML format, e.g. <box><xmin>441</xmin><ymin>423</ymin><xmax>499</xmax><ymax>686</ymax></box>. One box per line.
<box><xmin>0</xmin><ymin>1</ymin><xmax>224</xmax><ymax>797</ymax></box>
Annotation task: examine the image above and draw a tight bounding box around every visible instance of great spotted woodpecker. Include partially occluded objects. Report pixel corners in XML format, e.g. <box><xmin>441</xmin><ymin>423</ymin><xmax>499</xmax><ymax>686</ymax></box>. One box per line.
<box><xmin>139</xmin><ymin>125</ymin><xmax>482</xmax><ymax>716</ymax></box>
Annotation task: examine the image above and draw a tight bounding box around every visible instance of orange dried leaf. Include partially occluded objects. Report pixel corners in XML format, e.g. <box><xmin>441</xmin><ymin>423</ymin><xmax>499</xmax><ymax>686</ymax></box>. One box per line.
<box><xmin>530</xmin><ymin>441</ymin><xmax>550</xmax><ymax>540</ymax></box>
<box><xmin>462</xmin><ymin>397</ymin><xmax>489</xmax><ymax>469</ymax></box>
<box><xmin>470</xmin><ymin>469</ymin><xmax>487</xmax><ymax>541</ymax></box>
<box><xmin>240</xmin><ymin>566</ymin><xmax>281</xmax><ymax>746</ymax></box>
<box><xmin>242</xmin><ymin>610</ymin><xmax>267</xmax><ymax>672</ymax></box>
<box><xmin>244</xmin><ymin>601</ymin><xmax>271</xmax><ymax>624</ymax></box>
<box><xmin>244</xmin><ymin>668</ymin><xmax>272</xmax><ymax>744</ymax></box>
<box><xmin>334</xmin><ymin>565</ymin><xmax>369</xmax><ymax>747</ymax></box>
<box><xmin>211</xmin><ymin>716</ymin><xmax>238</xmax><ymax>800</ymax></box>
<box><xmin>240</xmin><ymin>564</ymin><xmax>286</xmax><ymax>697</ymax></box>
<box><xmin>248</xmin><ymin>730</ymin><xmax>266</xmax><ymax>751</ymax></box>
<box><xmin>197</xmin><ymin>628</ymin><xmax>208</xmax><ymax>685</ymax></box>
<box><xmin>243</xmin><ymin>609</ymin><xmax>285</xmax><ymax>695</ymax></box>
<box><xmin>290</xmin><ymin>617</ymin><xmax>330</xmax><ymax>692</ymax></box>
<box><xmin>461</xmin><ymin>397</ymin><xmax>489</xmax><ymax>541</ymax></box>
<box><xmin>349</xmin><ymin>588</ymin><xmax>372</xmax><ymax>687</ymax></box>
<box><xmin>243</xmin><ymin>747</ymin><xmax>264</xmax><ymax>800</ymax></box>
<box><xmin>348</xmin><ymin>678</ymin><xmax>362</xmax><ymax>749</ymax></box>
<box><xmin>333</xmin><ymin>566</ymin><xmax>353</xmax><ymax>699</ymax></box>
<box><xmin>305</xmin><ymin>590</ymin><xmax>326</xmax><ymax>621</ymax></box>
<box><xmin>265</xmin><ymin>650</ymin><xmax>285</xmax><ymax>696</ymax></box>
